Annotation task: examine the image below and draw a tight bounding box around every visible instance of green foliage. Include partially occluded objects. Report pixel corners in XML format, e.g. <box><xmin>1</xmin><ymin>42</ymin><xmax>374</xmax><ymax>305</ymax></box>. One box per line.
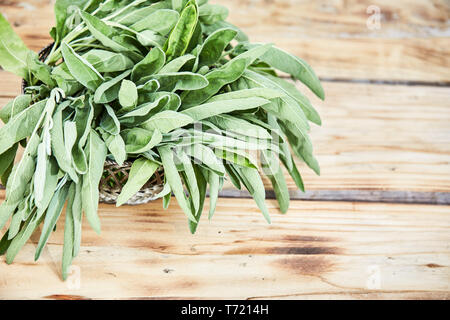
<box><xmin>0</xmin><ymin>0</ymin><xmax>324</xmax><ymax>279</ymax></box>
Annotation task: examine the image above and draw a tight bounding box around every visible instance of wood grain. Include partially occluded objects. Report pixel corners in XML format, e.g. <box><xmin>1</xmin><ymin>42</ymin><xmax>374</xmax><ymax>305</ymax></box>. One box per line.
<box><xmin>0</xmin><ymin>0</ymin><xmax>449</xmax><ymax>82</ymax></box>
<box><xmin>0</xmin><ymin>191</ymin><xmax>448</xmax><ymax>299</ymax></box>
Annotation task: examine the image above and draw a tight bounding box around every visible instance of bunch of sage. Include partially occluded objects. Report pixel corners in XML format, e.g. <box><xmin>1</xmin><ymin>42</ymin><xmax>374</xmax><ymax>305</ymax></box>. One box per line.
<box><xmin>0</xmin><ymin>0</ymin><xmax>324</xmax><ymax>279</ymax></box>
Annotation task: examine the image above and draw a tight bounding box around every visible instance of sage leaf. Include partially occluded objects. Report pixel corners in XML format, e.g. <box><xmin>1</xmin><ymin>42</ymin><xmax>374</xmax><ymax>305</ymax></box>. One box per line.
<box><xmin>0</xmin><ymin>94</ymin><xmax>31</xmax><ymax>124</ymax></box>
<box><xmin>94</xmin><ymin>70</ymin><xmax>131</xmax><ymax>104</ymax></box>
<box><xmin>165</xmin><ymin>2</ymin><xmax>198</xmax><ymax>61</ymax></box>
<box><xmin>261</xmin><ymin>150</ymin><xmax>290</xmax><ymax>213</ymax></box>
<box><xmin>0</xmin><ymin>100</ymin><xmax>46</xmax><ymax>155</ymax></box>
<box><xmin>100</xmin><ymin>104</ymin><xmax>121</xmax><ymax>135</ymax></box>
<box><xmin>116</xmin><ymin>157</ymin><xmax>159</xmax><ymax>206</ymax></box>
<box><xmin>237</xmin><ymin>166</ymin><xmax>271</xmax><ymax>223</ymax></box>
<box><xmin>181</xmin><ymin>97</ymin><xmax>269</xmax><ymax>122</ymax></box>
<box><xmin>141</xmin><ymin>110</ymin><xmax>193</xmax><ymax>134</ymax></box>
<box><xmin>197</xmin><ymin>28</ymin><xmax>236</xmax><ymax>69</ymax></box>
<box><xmin>131</xmin><ymin>47</ymin><xmax>166</xmax><ymax>82</ymax></box>
<box><xmin>199</xmin><ymin>4</ymin><xmax>228</xmax><ymax>25</ymax></box>
<box><xmin>61</xmin><ymin>42</ymin><xmax>104</xmax><ymax>91</ymax></box>
<box><xmin>131</xmin><ymin>9</ymin><xmax>180</xmax><ymax>35</ymax></box>
<box><xmin>149</xmin><ymin>72</ymin><xmax>208</xmax><ymax>91</ymax></box>
<box><xmin>103</xmin><ymin>132</ymin><xmax>127</xmax><ymax>165</ymax></box>
<box><xmin>62</xmin><ymin>183</ymin><xmax>75</xmax><ymax>280</ymax></box>
<box><xmin>35</xmin><ymin>182</ymin><xmax>70</xmax><ymax>261</ymax></box>
<box><xmin>83</xmin><ymin>49</ymin><xmax>134</xmax><ymax>73</ymax></box>
<box><xmin>0</xmin><ymin>13</ymin><xmax>33</xmax><ymax>79</ymax></box>
<box><xmin>255</xmin><ymin>45</ymin><xmax>325</xmax><ymax>100</ymax></box>
<box><xmin>81</xmin><ymin>129</ymin><xmax>107</xmax><ymax>234</ymax></box>
<box><xmin>158</xmin><ymin>145</ymin><xmax>196</xmax><ymax>222</ymax></box>
<box><xmin>122</xmin><ymin>127</ymin><xmax>162</xmax><ymax>154</ymax></box>
<box><xmin>159</xmin><ymin>54</ymin><xmax>195</xmax><ymax>74</ymax></box>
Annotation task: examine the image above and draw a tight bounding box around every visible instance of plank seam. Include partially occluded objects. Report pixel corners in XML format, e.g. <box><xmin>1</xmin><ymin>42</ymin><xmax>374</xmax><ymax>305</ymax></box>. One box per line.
<box><xmin>0</xmin><ymin>184</ymin><xmax>449</xmax><ymax>205</ymax></box>
<box><xmin>217</xmin><ymin>189</ymin><xmax>450</xmax><ymax>205</ymax></box>
<box><xmin>318</xmin><ymin>77</ymin><xmax>450</xmax><ymax>88</ymax></box>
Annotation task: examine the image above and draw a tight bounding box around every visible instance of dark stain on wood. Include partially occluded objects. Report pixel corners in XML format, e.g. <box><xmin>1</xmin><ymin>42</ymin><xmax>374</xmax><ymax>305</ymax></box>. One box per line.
<box><xmin>282</xmin><ymin>235</ymin><xmax>334</xmax><ymax>242</ymax></box>
<box><xmin>44</xmin><ymin>294</ymin><xmax>91</xmax><ymax>300</ymax></box>
<box><xmin>268</xmin><ymin>246</ymin><xmax>341</xmax><ymax>255</ymax></box>
<box><xmin>225</xmin><ymin>246</ymin><xmax>341</xmax><ymax>255</ymax></box>
<box><xmin>425</xmin><ymin>263</ymin><xmax>444</xmax><ymax>268</ymax></box>
<box><xmin>275</xmin><ymin>256</ymin><xmax>335</xmax><ymax>276</ymax></box>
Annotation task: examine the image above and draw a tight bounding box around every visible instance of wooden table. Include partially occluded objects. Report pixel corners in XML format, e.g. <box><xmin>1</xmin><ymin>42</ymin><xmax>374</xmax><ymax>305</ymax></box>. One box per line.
<box><xmin>0</xmin><ymin>0</ymin><xmax>449</xmax><ymax>299</ymax></box>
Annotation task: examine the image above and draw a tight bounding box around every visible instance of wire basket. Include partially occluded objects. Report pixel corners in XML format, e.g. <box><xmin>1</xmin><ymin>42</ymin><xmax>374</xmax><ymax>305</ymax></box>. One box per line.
<box><xmin>23</xmin><ymin>43</ymin><xmax>165</xmax><ymax>205</ymax></box>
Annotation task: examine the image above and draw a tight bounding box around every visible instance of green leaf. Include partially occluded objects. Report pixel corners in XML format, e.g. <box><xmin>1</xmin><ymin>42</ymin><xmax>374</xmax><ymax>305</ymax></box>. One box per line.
<box><xmin>149</xmin><ymin>72</ymin><xmax>208</xmax><ymax>91</ymax></box>
<box><xmin>0</xmin><ymin>94</ymin><xmax>31</xmax><ymax>124</ymax></box>
<box><xmin>207</xmin><ymin>88</ymin><xmax>282</xmax><ymax>103</ymax></box>
<box><xmin>181</xmin><ymin>97</ymin><xmax>269</xmax><ymax>122</ymax></box>
<box><xmin>103</xmin><ymin>132</ymin><xmax>127</xmax><ymax>165</ymax></box>
<box><xmin>261</xmin><ymin>73</ymin><xmax>322</xmax><ymax>125</ymax></box>
<box><xmin>61</xmin><ymin>42</ymin><xmax>104</xmax><ymax>91</ymax></box>
<box><xmin>116</xmin><ymin>157</ymin><xmax>159</xmax><ymax>206</ymax></box>
<box><xmin>141</xmin><ymin>110</ymin><xmax>193</xmax><ymax>134</ymax></box>
<box><xmin>207</xmin><ymin>171</ymin><xmax>220</xmax><ymax>220</ymax></box>
<box><xmin>50</xmin><ymin>103</ymin><xmax>79</xmax><ymax>183</ymax></box>
<box><xmin>119</xmin><ymin>80</ymin><xmax>138</xmax><ymax>111</ymax></box>
<box><xmin>94</xmin><ymin>70</ymin><xmax>131</xmax><ymax>104</ymax></box>
<box><xmin>197</xmin><ymin>28</ymin><xmax>236</xmax><ymax>68</ymax></box>
<box><xmin>54</xmin><ymin>0</ymin><xmax>90</xmax><ymax>42</ymax></box>
<box><xmin>255</xmin><ymin>45</ymin><xmax>325</xmax><ymax>100</ymax></box>
<box><xmin>35</xmin><ymin>182</ymin><xmax>70</xmax><ymax>261</ymax></box>
<box><xmin>243</xmin><ymin>70</ymin><xmax>310</xmax><ymax>132</ymax></box>
<box><xmin>62</xmin><ymin>183</ymin><xmax>76</xmax><ymax>280</ymax></box>
<box><xmin>81</xmin><ymin>130</ymin><xmax>107</xmax><ymax>234</ymax></box>
<box><xmin>0</xmin><ymin>13</ymin><xmax>33</xmax><ymax>79</ymax></box>
<box><xmin>100</xmin><ymin>104</ymin><xmax>121</xmax><ymax>135</ymax></box>
<box><xmin>158</xmin><ymin>54</ymin><xmax>195</xmax><ymax>74</ymax></box>
<box><xmin>122</xmin><ymin>127</ymin><xmax>162</xmax><ymax>154</ymax></box>
<box><xmin>114</xmin><ymin>2</ymin><xmax>170</xmax><ymax>25</ymax></box>
<box><xmin>136</xmin><ymin>30</ymin><xmax>167</xmax><ymax>48</ymax></box>
<box><xmin>198</xmin><ymin>4</ymin><xmax>228</xmax><ymax>25</ymax></box>
<box><xmin>72</xmin><ymin>182</ymin><xmax>83</xmax><ymax>257</ymax></box>
<box><xmin>0</xmin><ymin>99</ymin><xmax>46</xmax><ymax>155</ymax></box>
<box><xmin>131</xmin><ymin>47</ymin><xmax>166</xmax><ymax>82</ymax></box>
<box><xmin>165</xmin><ymin>3</ymin><xmax>198</xmax><ymax>61</ymax></box>
<box><xmin>80</xmin><ymin>10</ymin><xmax>131</xmax><ymax>53</ymax></box>
<box><xmin>83</xmin><ymin>49</ymin><xmax>134</xmax><ymax>73</ymax></box>
<box><xmin>236</xmin><ymin>166</ymin><xmax>271</xmax><ymax>224</ymax></box>
<box><xmin>51</xmin><ymin>62</ymin><xmax>84</xmax><ymax>96</ymax></box>
<box><xmin>158</xmin><ymin>145</ymin><xmax>196</xmax><ymax>222</ymax></box>
<box><xmin>209</xmin><ymin>114</ymin><xmax>272</xmax><ymax>140</ymax></box>
<box><xmin>261</xmin><ymin>150</ymin><xmax>290</xmax><ymax>213</ymax></box>
<box><xmin>282</xmin><ymin>122</ymin><xmax>320</xmax><ymax>175</ymax></box>
<box><xmin>27</xmin><ymin>51</ymin><xmax>56</xmax><ymax>87</ymax></box>
<box><xmin>130</xmin><ymin>9</ymin><xmax>180</xmax><ymax>35</ymax></box>
<box><xmin>34</xmin><ymin>143</ymin><xmax>48</xmax><ymax>207</ymax></box>
<box><xmin>183</xmin><ymin>144</ymin><xmax>225</xmax><ymax>176</ymax></box>
<box><xmin>187</xmin><ymin>165</ymin><xmax>207</xmax><ymax>234</ymax></box>
<box><xmin>71</xmin><ymin>100</ymin><xmax>94</xmax><ymax>174</ymax></box>
<box><xmin>0</xmin><ymin>144</ymin><xmax>18</xmax><ymax>179</ymax></box>
<box><xmin>177</xmin><ymin>151</ymin><xmax>199</xmax><ymax>212</ymax></box>
<box><xmin>181</xmin><ymin>58</ymin><xmax>246</xmax><ymax>107</ymax></box>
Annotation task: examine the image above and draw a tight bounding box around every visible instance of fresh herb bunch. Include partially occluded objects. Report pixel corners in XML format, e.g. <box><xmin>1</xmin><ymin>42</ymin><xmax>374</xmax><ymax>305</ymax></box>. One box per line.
<box><xmin>0</xmin><ymin>0</ymin><xmax>324</xmax><ymax>279</ymax></box>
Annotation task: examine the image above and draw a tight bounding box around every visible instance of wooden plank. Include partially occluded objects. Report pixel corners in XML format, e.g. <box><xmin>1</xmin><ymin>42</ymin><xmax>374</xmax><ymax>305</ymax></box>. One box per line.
<box><xmin>1</xmin><ymin>77</ymin><xmax>449</xmax><ymax>196</ymax></box>
<box><xmin>235</xmin><ymin>81</ymin><xmax>450</xmax><ymax>194</ymax></box>
<box><xmin>0</xmin><ymin>0</ymin><xmax>449</xmax><ymax>82</ymax></box>
<box><xmin>0</xmin><ymin>191</ymin><xmax>448</xmax><ymax>299</ymax></box>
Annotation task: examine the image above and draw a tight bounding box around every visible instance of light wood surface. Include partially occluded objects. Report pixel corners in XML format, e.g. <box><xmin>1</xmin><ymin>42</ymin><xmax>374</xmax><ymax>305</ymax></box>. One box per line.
<box><xmin>1</xmin><ymin>191</ymin><xmax>449</xmax><ymax>300</ymax></box>
<box><xmin>1</xmin><ymin>0</ymin><xmax>449</xmax><ymax>82</ymax></box>
<box><xmin>0</xmin><ymin>0</ymin><xmax>449</xmax><ymax>300</ymax></box>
